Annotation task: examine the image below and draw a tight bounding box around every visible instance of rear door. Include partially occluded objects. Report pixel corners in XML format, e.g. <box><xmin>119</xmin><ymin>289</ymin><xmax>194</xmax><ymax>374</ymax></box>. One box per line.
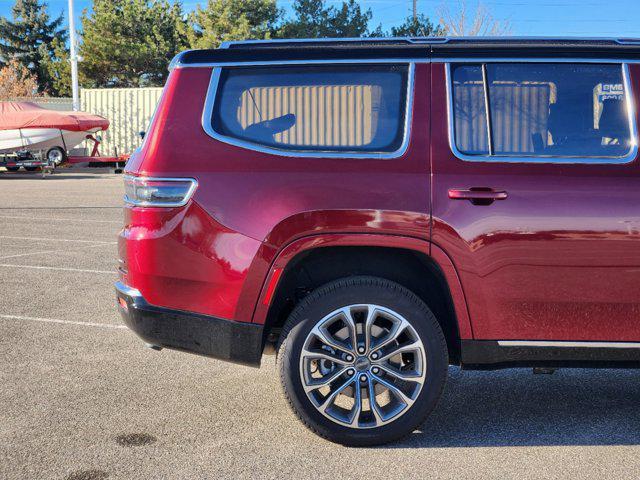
<box><xmin>431</xmin><ymin>60</ymin><xmax>640</xmax><ymax>342</ymax></box>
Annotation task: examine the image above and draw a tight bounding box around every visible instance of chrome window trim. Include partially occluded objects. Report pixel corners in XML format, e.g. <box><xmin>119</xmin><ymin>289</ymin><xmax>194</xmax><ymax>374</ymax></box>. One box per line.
<box><xmin>498</xmin><ymin>340</ymin><xmax>640</xmax><ymax>349</ymax></box>
<box><xmin>123</xmin><ymin>175</ymin><xmax>198</xmax><ymax>208</ymax></box>
<box><xmin>173</xmin><ymin>56</ymin><xmax>640</xmax><ymax>71</ymax></box>
<box><xmin>201</xmin><ymin>62</ymin><xmax>415</xmax><ymax>159</ymax></box>
<box><xmin>445</xmin><ymin>62</ymin><xmax>639</xmax><ymax>164</ymax></box>
<box><xmin>438</xmin><ymin>57</ymin><xmax>640</xmax><ymax>64</ymax></box>
<box><xmin>175</xmin><ymin>57</ymin><xmax>425</xmax><ymax>69</ymax></box>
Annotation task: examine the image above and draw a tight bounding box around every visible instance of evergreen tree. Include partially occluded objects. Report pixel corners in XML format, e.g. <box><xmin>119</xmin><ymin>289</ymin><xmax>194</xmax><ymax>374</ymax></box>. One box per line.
<box><xmin>0</xmin><ymin>0</ymin><xmax>66</xmax><ymax>94</ymax></box>
<box><xmin>188</xmin><ymin>0</ymin><xmax>282</xmax><ymax>49</ymax></box>
<box><xmin>80</xmin><ymin>0</ymin><xmax>189</xmax><ymax>88</ymax></box>
<box><xmin>278</xmin><ymin>0</ymin><xmax>373</xmax><ymax>38</ymax></box>
<box><xmin>39</xmin><ymin>38</ymin><xmax>71</xmax><ymax>97</ymax></box>
<box><xmin>390</xmin><ymin>14</ymin><xmax>446</xmax><ymax>37</ymax></box>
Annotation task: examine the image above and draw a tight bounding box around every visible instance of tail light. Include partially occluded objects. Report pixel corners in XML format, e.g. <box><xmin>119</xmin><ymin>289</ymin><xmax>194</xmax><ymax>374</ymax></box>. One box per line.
<box><xmin>123</xmin><ymin>175</ymin><xmax>197</xmax><ymax>207</ymax></box>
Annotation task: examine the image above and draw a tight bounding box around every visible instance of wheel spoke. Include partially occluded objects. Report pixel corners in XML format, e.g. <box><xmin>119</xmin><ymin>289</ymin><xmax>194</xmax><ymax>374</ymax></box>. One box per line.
<box><xmin>303</xmin><ymin>366</ymin><xmax>348</xmax><ymax>393</ymax></box>
<box><xmin>371</xmin><ymin>372</ymin><xmax>415</xmax><ymax>408</ymax></box>
<box><xmin>374</xmin><ymin>340</ymin><xmax>420</xmax><ymax>363</ymax></box>
<box><xmin>364</xmin><ymin>305</ymin><xmax>379</xmax><ymax>353</ymax></box>
<box><xmin>377</xmin><ymin>363</ymin><xmax>425</xmax><ymax>382</ymax></box>
<box><xmin>313</xmin><ymin>326</ymin><xmax>354</xmax><ymax>357</ymax></box>
<box><xmin>319</xmin><ymin>373</ymin><xmax>355</xmax><ymax>412</ymax></box>
<box><xmin>367</xmin><ymin>375</ymin><xmax>384</xmax><ymax>426</ymax></box>
<box><xmin>335</xmin><ymin>306</ymin><xmax>358</xmax><ymax>351</ymax></box>
<box><xmin>370</xmin><ymin>318</ymin><xmax>409</xmax><ymax>354</ymax></box>
<box><xmin>349</xmin><ymin>381</ymin><xmax>363</xmax><ymax>427</ymax></box>
<box><xmin>301</xmin><ymin>348</ymin><xmax>350</xmax><ymax>366</ymax></box>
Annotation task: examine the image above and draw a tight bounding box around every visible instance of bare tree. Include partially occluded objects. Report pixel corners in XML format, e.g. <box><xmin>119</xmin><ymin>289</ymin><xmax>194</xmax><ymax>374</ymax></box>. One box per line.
<box><xmin>0</xmin><ymin>59</ymin><xmax>41</xmax><ymax>100</ymax></box>
<box><xmin>438</xmin><ymin>0</ymin><xmax>512</xmax><ymax>36</ymax></box>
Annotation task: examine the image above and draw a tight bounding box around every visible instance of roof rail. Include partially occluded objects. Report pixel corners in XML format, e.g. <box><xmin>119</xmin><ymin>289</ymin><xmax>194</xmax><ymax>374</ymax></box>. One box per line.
<box><xmin>220</xmin><ymin>36</ymin><xmax>640</xmax><ymax>49</ymax></box>
<box><xmin>618</xmin><ymin>38</ymin><xmax>640</xmax><ymax>45</ymax></box>
<box><xmin>221</xmin><ymin>37</ymin><xmax>444</xmax><ymax>49</ymax></box>
<box><xmin>405</xmin><ymin>37</ymin><xmax>449</xmax><ymax>44</ymax></box>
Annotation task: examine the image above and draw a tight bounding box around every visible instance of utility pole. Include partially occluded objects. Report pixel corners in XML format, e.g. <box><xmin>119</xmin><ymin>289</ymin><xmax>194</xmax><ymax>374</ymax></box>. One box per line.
<box><xmin>413</xmin><ymin>0</ymin><xmax>417</xmax><ymax>22</ymax></box>
<box><xmin>68</xmin><ymin>0</ymin><xmax>80</xmax><ymax>111</ymax></box>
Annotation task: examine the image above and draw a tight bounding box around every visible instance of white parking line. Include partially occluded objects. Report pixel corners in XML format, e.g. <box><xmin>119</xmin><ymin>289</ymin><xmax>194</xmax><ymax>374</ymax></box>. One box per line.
<box><xmin>0</xmin><ymin>264</ymin><xmax>115</xmax><ymax>274</ymax></box>
<box><xmin>0</xmin><ymin>235</ymin><xmax>114</xmax><ymax>244</ymax></box>
<box><xmin>0</xmin><ymin>242</ymin><xmax>115</xmax><ymax>260</ymax></box>
<box><xmin>0</xmin><ymin>314</ymin><xmax>126</xmax><ymax>329</ymax></box>
<box><xmin>0</xmin><ymin>215</ymin><xmax>121</xmax><ymax>224</ymax></box>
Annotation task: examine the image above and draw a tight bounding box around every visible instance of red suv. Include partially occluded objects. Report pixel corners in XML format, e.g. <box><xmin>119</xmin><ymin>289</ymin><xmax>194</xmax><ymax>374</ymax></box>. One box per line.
<box><xmin>116</xmin><ymin>37</ymin><xmax>640</xmax><ymax>446</ymax></box>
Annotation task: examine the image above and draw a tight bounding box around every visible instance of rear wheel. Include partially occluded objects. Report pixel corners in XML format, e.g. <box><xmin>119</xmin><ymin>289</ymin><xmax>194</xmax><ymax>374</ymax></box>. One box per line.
<box><xmin>277</xmin><ymin>276</ymin><xmax>448</xmax><ymax>446</ymax></box>
<box><xmin>6</xmin><ymin>166</ymin><xmax>20</xmax><ymax>172</ymax></box>
<box><xmin>24</xmin><ymin>166</ymin><xmax>40</xmax><ymax>172</ymax></box>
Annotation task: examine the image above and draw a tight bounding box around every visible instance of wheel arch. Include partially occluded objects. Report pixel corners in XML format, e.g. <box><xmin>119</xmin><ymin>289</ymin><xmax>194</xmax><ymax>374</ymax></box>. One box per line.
<box><xmin>253</xmin><ymin>234</ymin><xmax>472</xmax><ymax>365</ymax></box>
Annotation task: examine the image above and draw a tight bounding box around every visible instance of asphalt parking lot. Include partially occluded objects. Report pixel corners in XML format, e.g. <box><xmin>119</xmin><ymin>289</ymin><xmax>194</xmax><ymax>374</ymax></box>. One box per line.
<box><xmin>1</xmin><ymin>170</ymin><xmax>639</xmax><ymax>480</ymax></box>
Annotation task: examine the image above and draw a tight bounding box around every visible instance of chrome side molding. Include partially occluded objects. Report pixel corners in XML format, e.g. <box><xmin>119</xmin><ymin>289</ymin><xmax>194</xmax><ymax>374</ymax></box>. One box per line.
<box><xmin>498</xmin><ymin>340</ymin><xmax>640</xmax><ymax>349</ymax></box>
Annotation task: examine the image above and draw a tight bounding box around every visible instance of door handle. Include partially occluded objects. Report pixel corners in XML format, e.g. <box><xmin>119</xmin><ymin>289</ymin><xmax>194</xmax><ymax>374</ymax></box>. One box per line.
<box><xmin>448</xmin><ymin>188</ymin><xmax>508</xmax><ymax>204</ymax></box>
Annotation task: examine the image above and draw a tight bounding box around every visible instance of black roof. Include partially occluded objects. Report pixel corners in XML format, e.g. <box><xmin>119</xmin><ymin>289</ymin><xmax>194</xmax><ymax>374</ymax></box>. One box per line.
<box><xmin>172</xmin><ymin>37</ymin><xmax>640</xmax><ymax>67</ymax></box>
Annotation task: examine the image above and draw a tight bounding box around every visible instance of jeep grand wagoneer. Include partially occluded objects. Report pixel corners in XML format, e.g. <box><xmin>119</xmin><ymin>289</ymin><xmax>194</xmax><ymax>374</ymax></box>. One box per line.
<box><xmin>116</xmin><ymin>37</ymin><xmax>640</xmax><ymax>446</ymax></box>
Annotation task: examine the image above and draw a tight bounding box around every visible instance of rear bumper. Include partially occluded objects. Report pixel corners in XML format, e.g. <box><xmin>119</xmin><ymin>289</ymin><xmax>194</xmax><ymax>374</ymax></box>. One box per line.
<box><xmin>115</xmin><ymin>282</ymin><xmax>264</xmax><ymax>367</ymax></box>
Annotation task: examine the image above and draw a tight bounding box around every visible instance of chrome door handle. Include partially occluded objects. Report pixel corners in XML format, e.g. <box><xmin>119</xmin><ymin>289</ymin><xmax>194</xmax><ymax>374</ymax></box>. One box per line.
<box><xmin>448</xmin><ymin>188</ymin><xmax>508</xmax><ymax>204</ymax></box>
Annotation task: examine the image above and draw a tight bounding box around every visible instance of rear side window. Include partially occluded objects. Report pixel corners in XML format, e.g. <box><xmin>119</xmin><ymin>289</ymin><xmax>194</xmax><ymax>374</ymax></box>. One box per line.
<box><xmin>451</xmin><ymin>63</ymin><xmax>635</xmax><ymax>161</ymax></box>
<box><xmin>210</xmin><ymin>64</ymin><xmax>409</xmax><ymax>154</ymax></box>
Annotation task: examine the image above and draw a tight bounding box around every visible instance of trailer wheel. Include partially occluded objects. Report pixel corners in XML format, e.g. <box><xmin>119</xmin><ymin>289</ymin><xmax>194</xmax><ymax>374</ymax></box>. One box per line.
<box><xmin>6</xmin><ymin>166</ymin><xmax>20</xmax><ymax>172</ymax></box>
<box><xmin>46</xmin><ymin>147</ymin><xmax>66</xmax><ymax>165</ymax></box>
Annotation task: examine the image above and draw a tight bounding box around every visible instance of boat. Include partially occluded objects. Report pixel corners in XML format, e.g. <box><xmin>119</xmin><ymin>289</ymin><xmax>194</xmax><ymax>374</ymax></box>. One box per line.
<box><xmin>0</xmin><ymin>102</ymin><xmax>109</xmax><ymax>163</ymax></box>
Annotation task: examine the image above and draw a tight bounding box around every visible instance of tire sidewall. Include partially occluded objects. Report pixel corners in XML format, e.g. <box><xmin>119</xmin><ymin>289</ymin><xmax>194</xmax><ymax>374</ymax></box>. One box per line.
<box><xmin>279</xmin><ymin>278</ymin><xmax>448</xmax><ymax>446</ymax></box>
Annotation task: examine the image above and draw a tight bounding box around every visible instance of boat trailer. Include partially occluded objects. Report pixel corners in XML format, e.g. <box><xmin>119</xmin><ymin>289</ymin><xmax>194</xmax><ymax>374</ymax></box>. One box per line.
<box><xmin>1</xmin><ymin>134</ymin><xmax>128</xmax><ymax>177</ymax></box>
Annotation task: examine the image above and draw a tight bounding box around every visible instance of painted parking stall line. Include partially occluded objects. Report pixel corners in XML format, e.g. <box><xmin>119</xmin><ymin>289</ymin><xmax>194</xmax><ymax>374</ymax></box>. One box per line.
<box><xmin>0</xmin><ymin>242</ymin><xmax>116</xmax><ymax>260</ymax></box>
<box><xmin>0</xmin><ymin>235</ymin><xmax>115</xmax><ymax>244</ymax></box>
<box><xmin>0</xmin><ymin>314</ymin><xmax>126</xmax><ymax>330</ymax></box>
<box><xmin>0</xmin><ymin>263</ymin><xmax>115</xmax><ymax>274</ymax></box>
<box><xmin>0</xmin><ymin>215</ymin><xmax>121</xmax><ymax>224</ymax></box>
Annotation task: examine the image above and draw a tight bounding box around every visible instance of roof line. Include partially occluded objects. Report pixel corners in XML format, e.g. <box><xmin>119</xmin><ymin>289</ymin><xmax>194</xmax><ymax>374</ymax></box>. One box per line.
<box><xmin>221</xmin><ymin>36</ymin><xmax>640</xmax><ymax>49</ymax></box>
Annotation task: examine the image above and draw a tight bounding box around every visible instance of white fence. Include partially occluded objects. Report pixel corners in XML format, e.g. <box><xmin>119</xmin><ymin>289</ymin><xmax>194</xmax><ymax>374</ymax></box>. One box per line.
<box><xmin>81</xmin><ymin>87</ymin><xmax>163</xmax><ymax>156</ymax></box>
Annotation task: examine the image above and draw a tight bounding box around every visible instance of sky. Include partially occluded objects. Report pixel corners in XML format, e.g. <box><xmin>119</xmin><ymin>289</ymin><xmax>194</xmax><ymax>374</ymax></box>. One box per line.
<box><xmin>1</xmin><ymin>0</ymin><xmax>640</xmax><ymax>38</ymax></box>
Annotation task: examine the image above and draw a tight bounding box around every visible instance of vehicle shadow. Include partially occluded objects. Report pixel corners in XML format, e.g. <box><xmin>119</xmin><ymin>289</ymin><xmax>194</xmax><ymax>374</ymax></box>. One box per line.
<box><xmin>391</xmin><ymin>367</ymin><xmax>640</xmax><ymax>448</ymax></box>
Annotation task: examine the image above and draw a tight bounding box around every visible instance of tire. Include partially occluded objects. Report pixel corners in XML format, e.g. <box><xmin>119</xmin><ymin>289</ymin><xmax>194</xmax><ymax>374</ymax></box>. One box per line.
<box><xmin>277</xmin><ymin>276</ymin><xmax>448</xmax><ymax>446</ymax></box>
<box><xmin>24</xmin><ymin>166</ymin><xmax>40</xmax><ymax>172</ymax></box>
<box><xmin>46</xmin><ymin>146</ymin><xmax>66</xmax><ymax>165</ymax></box>
<box><xmin>6</xmin><ymin>166</ymin><xmax>20</xmax><ymax>172</ymax></box>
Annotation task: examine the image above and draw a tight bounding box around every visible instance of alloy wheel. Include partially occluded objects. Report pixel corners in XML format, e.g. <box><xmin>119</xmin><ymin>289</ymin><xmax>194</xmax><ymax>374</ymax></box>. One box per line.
<box><xmin>298</xmin><ymin>304</ymin><xmax>427</xmax><ymax>429</ymax></box>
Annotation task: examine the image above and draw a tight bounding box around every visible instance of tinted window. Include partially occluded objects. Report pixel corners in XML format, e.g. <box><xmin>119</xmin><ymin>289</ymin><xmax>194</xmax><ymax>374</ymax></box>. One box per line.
<box><xmin>451</xmin><ymin>65</ymin><xmax>489</xmax><ymax>155</ymax></box>
<box><xmin>211</xmin><ymin>64</ymin><xmax>408</xmax><ymax>153</ymax></box>
<box><xmin>451</xmin><ymin>63</ymin><xmax>634</xmax><ymax>159</ymax></box>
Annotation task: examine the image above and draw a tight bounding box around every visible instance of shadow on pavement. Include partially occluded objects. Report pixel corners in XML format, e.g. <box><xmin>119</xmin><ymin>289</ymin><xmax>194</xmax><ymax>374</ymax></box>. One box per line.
<box><xmin>391</xmin><ymin>367</ymin><xmax>640</xmax><ymax>448</ymax></box>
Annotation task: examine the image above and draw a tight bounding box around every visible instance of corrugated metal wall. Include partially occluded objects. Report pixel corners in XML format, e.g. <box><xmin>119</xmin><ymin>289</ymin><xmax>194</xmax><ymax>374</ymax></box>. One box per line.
<box><xmin>453</xmin><ymin>83</ymin><xmax>488</xmax><ymax>153</ymax></box>
<box><xmin>11</xmin><ymin>97</ymin><xmax>75</xmax><ymax>112</ymax></box>
<box><xmin>80</xmin><ymin>87</ymin><xmax>163</xmax><ymax>155</ymax></box>
<box><xmin>454</xmin><ymin>82</ymin><xmax>552</xmax><ymax>154</ymax></box>
<box><xmin>490</xmin><ymin>84</ymin><xmax>551</xmax><ymax>154</ymax></box>
<box><xmin>238</xmin><ymin>85</ymin><xmax>381</xmax><ymax>147</ymax></box>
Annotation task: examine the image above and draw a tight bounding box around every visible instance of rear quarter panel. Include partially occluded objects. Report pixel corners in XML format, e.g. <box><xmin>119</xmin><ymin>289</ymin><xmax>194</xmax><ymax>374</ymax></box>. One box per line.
<box><xmin>126</xmin><ymin>64</ymin><xmax>436</xmax><ymax>324</ymax></box>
